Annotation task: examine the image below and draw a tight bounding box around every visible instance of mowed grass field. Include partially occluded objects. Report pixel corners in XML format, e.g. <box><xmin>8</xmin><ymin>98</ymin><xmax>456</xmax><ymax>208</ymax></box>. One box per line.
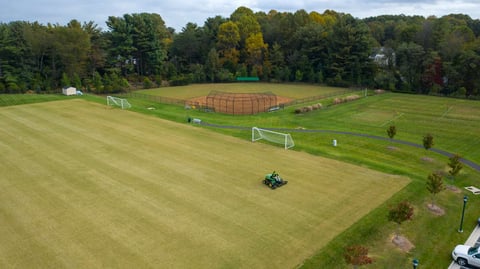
<box><xmin>0</xmin><ymin>99</ymin><xmax>409</xmax><ymax>268</ymax></box>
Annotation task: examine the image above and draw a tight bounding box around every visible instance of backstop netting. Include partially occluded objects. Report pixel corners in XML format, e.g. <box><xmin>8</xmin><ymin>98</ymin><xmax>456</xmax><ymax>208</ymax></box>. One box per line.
<box><xmin>205</xmin><ymin>91</ymin><xmax>277</xmax><ymax>115</ymax></box>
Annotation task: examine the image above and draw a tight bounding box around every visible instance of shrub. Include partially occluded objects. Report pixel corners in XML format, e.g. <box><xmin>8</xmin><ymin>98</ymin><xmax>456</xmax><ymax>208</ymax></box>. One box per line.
<box><xmin>333</xmin><ymin>98</ymin><xmax>343</xmax><ymax>105</ymax></box>
<box><xmin>170</xmin><ymin>74</ymin><xmax>192</xmax><ymax>86</ymax></box>
<box><xmin>143</xmin><ymin>77</ymin><xmax>154</xmax><ymax>89</ymax></box>
<box><xmin>294</xmin><ymin>103</ymin><xmax>324</xmax><ymax>114</ymax></box>
<box><xmin>344</xmin><ymin>245</ymin><xmax>374</xmax><ymax>268</ymax></box>
<box><xmin>312</xmin><ymin>104</ymin><xmax>319</xmax><ymax>110</ymax></box>
<box><xmin>345</xmin><ymin>95</ymin><xmax>360</xmax><ymax>102</ymax></box>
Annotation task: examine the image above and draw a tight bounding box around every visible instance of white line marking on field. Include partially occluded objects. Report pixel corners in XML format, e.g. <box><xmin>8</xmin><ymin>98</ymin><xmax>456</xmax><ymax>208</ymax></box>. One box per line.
<box><xmin>380</xmin><ymin>113</ymin><xmax>404</xmax><ymax>127</ymax></box>
<box><xmin>441</xmin><ymin>106</ymin><xmax>453</xmax><ymax>118</ymax></box>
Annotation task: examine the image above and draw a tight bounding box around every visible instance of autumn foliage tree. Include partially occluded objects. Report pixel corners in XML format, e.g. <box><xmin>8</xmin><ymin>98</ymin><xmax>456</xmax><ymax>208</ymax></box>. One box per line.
<box><xmin>388</xmin><ymin>200</ymin><xmax>414</xmax><ymax>238</ymax></box>
<box><xmin>344</xmin><ymin>245</ymin><xmax>374</xmax><ymax>268</ymax></box>
<box><xmin>245</xmin><ymin>32</ymin><xmax>268</xmax><ymax>75</ymax></box>
<box><xmin>3</xmin><ymin>10</ymin><xmax>480</xmax><ymax>94</ymax></box>
<box><xmin>217</xmin><ymin>21</ymin><xmax>240</xmax><ymax>69</ymax></box>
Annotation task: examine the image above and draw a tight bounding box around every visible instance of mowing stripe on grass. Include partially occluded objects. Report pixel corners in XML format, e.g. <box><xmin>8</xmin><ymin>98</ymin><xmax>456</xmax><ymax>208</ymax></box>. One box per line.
<box><xmin>199</xmin><ymin>121</ymin><xmax>480</xmax><ymax>172</ymax></box>
<box><xmin>0</xmin><ymin>100</ymin><xmax>409</xmax><ymax>268</ymax></box>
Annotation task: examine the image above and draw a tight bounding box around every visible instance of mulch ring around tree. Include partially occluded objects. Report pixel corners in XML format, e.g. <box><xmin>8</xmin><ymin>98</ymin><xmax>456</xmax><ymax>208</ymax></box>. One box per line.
<box><xmin>446</xmin><ymin>185</ymin><xmax>462</xmax><ymax>193</ymax></box>
<box><xmin>427</xmin><ymin>203</ymin><xmax>445</xmax><ymax>216</ymax></box>
<box><xmin>421</xmin><ymin>156</ymin><xmax>434</xmax><ymax>162</ymax></box>
<box><xmin>391</xmin><ymin>234</ymin><xmax>415</xmax><ymax>252</ymax></box>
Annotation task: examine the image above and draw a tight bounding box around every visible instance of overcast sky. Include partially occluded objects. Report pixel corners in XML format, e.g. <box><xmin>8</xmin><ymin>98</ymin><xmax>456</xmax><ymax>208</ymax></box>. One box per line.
<box><xmin>1</xmin><ymin>0</ymin><xmax>479</xmax><ymax>31</ymax></box>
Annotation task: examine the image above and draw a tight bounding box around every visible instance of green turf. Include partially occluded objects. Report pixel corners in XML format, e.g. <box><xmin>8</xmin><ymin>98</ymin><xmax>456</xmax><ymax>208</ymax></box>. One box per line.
<box><xmin>167</xmin><ymin>91</ymin><xmax>480</xmax><ymax>165</ymax></box>
<box><xmin>0</xmin><ymin>99</ymin><xmax>409</xmax><ymax>268</ymax></box>
<box><xmin>0</xmin><ymin>94</ymin><xmax>68</xmax><ymax>106</ymax></box>
<box><xmin>3</xmin><ymin>89</ymin><xmax>480</xmax><ymax>268</ymax></box>
<box><xmin>112</xmin><ymin>88</ymin><xmax>480</xmax><ymax>268</ymax></box>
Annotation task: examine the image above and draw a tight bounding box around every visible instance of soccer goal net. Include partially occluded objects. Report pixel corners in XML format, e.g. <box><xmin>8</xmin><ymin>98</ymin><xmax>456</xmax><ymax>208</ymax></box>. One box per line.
<box><xmin>107</xmin><ymin>96</ymin><xmax>131</xmax><ymax>109</ymax></box>
<box><xmin>252</xmin><ymin>127</ymin><xmax>294</xmax><ymax>149</ymax></box>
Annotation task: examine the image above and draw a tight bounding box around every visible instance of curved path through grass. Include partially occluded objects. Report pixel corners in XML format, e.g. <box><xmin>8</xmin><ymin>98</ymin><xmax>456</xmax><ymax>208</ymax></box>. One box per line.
<box><xmin>199</xmin><ymin>121</ymin><xmax>480</xmax><ymax>172</ymax></box>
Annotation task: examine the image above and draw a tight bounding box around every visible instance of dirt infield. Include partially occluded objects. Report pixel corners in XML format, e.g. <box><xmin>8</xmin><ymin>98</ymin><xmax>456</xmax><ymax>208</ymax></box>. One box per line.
<box><xmin>186</xmin><ymin>93</ymin><xmax>294</xmax><ymax>115</ymax></box>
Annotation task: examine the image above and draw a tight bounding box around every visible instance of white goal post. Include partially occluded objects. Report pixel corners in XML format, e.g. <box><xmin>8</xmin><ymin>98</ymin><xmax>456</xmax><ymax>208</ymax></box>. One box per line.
<box><xmin>107</xmin><ymin>96</ymin><xmax>131</xmax><ymax>109</ymax></box>
<box><xmin>252</xmin><ymin>127</ymin><xmax>294</xmax><ymax>149</ymax></box>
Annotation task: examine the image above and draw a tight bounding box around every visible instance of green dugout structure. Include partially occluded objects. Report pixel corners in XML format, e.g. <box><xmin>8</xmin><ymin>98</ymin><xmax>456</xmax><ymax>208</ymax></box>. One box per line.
<box><xmin>236</xmin><ymin>77</ymin><xmax>260</xmax><ymax>82</ymax></box>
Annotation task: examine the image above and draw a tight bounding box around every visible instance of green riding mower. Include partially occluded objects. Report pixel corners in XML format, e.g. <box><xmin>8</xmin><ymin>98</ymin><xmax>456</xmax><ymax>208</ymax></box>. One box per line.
<box><xmin>263</xmin><ymin>171</ymin><xmax>288</xmax><ymax>189</ymax></box>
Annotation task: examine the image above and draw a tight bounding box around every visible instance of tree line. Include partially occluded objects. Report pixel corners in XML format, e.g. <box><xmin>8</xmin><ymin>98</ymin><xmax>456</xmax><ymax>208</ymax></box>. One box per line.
<box><xmin>1</xmin><ymin>7</ymin><xmax>480</xmax><ymax>97</ymax></box>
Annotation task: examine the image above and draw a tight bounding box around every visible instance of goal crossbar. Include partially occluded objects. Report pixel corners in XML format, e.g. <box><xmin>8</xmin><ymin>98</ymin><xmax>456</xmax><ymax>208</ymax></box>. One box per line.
<box><xmin>252</xmin><ymin>127</ymin><xmax>294</xmax><ymax>150</ymax></box>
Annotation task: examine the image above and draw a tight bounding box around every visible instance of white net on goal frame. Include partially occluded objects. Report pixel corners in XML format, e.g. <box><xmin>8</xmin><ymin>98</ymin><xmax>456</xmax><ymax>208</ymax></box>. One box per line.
<box><xmin>251</xmin><ymin>127</ymin><xmax>294</xmax><ymax>150</ymax></box>
<box><xmin>107</xmin><ymin>96</ymin><xmax>132</xmax><ymax>109</ymax></box>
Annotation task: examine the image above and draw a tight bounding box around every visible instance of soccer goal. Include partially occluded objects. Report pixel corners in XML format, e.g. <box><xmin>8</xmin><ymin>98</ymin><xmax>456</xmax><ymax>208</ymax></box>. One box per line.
<box><xmin>252</xmin><ymin>127</ymin><xmax>294</xmax><ymax>149</ymax></box>
<box><xmin>107</xmin><ymin>96</ymin><xmax>131</xmax><ymax>109</ymax></box>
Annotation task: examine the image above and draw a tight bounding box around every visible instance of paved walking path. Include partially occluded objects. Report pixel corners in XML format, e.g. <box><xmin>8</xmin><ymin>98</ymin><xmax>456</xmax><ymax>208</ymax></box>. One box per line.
<box><xmin>198</xmin><ymin>122</ymin><xmax>480</xmax><ymax>172</ymax></box>
<box><xmin>448</xmin><ymin>224</ymin><xmax>480</xmax><ymax>269</ymax></box>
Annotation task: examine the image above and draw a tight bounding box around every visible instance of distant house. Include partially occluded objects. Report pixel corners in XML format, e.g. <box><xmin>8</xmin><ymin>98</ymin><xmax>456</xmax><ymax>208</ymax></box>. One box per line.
<box><xmin>370</xmin><ymin>47</ymin><xmax>395</xmax><ymax>67</ymax></box>
<box><xmin>62</xmin><ymin>87</ymin><xmax>77</xmax><ymax>96</ymax></box>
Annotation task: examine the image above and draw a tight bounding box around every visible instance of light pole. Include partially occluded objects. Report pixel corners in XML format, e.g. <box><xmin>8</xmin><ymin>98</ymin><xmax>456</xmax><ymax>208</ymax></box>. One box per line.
<box><xmin>412</xmin><ymin>258</ymin><xmax>419</xmax><ymax>269</ymax></box>
<box><xmin>459</xmin><ymin>195</ymin><xmax>468</xmax><ymax>233</ymax></box>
